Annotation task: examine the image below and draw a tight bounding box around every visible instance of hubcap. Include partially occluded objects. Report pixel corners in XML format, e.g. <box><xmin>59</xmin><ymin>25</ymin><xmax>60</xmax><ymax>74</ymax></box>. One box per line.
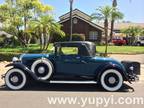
<box><xmin>10</xmin><ymin>76</ymin><xmax>19</xmax><ymax>83</ymax></box>
<box><xmin>38</xmin><ymin>66</ymin><xmax>45</xmax><ymax>74</ymax></box>
<box><xmin>108</xmin><ymin>77</ymin><xmax>116</xmax><ymax>84</ymax></box>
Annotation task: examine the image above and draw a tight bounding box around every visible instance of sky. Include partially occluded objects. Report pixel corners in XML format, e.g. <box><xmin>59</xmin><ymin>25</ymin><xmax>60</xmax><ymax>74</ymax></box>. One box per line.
<box><xmin>0</xmin><ymin>0</ymin><xmax>144</xmax><ymax>23</ymax></box>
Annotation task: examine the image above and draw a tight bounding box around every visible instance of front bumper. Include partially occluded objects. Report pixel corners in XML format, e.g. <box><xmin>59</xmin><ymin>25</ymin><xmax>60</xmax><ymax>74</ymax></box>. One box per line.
<box><xmin>1</xmin><ymin>74</ymin><xmax>5</xmax><ymax>80</ymax></box>
<box><xmin>121</xmin><ymin>61</ymin><xmax>140</xmax><ymax>82</ymax></box>
<box><xmin>127</xmin><ymin>74</ymin><xmax>139</xmax><ymax>82</ymax></box>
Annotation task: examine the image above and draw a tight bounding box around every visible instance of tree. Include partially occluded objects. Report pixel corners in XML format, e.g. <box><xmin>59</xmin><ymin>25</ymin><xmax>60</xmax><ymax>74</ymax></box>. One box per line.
<box><xmin>140</xmin><ymin>28</ymin><xmax>144</xmax><ymax>36</ymax></box>
<box><xmin>91</xmin><ymin>6</ymin><xmax>112</xmax><ymax>56</ymax></box>
<box><xmin>30</xmin><ymin>15</ymin><xmax>65</xmax><ymax>51</ymax></box>
<box><xmin>109</xmin><ymin>8</ymin><xmax>124</xmax><ymax>41</ymax></box>
<box><xmin>0</xmin><ymin>0</ymin><xmax>53</xmax><ymax>47</ymax></box>
<box><xmin>121</xmin><ymin>26</ymin><xmax>142</xmax><ymax>44</ymax></box>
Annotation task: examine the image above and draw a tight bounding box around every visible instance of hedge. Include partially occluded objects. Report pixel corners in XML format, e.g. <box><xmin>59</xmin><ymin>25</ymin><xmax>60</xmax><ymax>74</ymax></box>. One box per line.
<box><xmin>0</xmin><ymin>52</ymin><xmax>21</xmax><ymax>61</ymax></box>
<box><xmin>52</xmin><ymin>33</ymin><xmax>85</xmax><ymax>42</ymax></box>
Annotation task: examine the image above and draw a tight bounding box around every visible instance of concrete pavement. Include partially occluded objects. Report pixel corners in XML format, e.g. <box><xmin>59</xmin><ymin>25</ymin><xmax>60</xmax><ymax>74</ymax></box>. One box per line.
<box><xmin>0</xmin><ymin>82</ymin><xmax>144</xmax><ymax>108</ymax></box>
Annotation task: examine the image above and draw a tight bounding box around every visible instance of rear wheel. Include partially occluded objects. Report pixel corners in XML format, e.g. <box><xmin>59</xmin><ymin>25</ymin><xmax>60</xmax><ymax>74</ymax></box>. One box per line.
<box><xmin>137</xmin><ymin>42</ymin><xmax>141</xmax><ymax>46</ymax></box>
<box><xmin>100</xmin><ymin>69</ymin><xmax>123</xmax><ymax>92</ymax></box>
<box><xmin>5</xmin><ymin>68</ymin><xmax>27</xmax><ymax>90</ymax></box>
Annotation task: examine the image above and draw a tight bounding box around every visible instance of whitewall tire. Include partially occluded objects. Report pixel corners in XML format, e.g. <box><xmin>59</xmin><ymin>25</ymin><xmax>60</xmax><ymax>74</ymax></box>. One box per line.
<box><xmin>100</xmin><ymin>69</ymin><xmax>123</xmax><ymax>92</ymax></box>
<box><xmin>5</xmin><ymin>69</ymin><xmax>27</xmax><ymax>90</ymax></box>
<box><xmin>31</xmin><ymin>58</ymin><xmax>53</xmax><ymax>80</ymax></box>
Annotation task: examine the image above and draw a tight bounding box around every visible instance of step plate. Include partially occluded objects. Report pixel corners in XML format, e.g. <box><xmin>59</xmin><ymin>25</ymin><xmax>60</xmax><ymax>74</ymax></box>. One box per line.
<box><xmin>49</xmin><ymin>81</ymin><xmax>97</xmax><ymax>84</ymax></box>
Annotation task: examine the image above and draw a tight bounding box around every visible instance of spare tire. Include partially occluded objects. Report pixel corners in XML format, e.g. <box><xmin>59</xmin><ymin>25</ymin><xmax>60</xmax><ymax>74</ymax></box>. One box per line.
<box><xmin>31</xmin><ymin>58</ymin><xmax>53</xmax><ymax>80</ymax></box>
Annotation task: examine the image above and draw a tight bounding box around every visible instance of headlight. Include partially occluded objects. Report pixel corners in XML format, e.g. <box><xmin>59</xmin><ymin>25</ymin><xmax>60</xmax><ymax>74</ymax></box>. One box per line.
<box><xmin>19</xmin><ymin>54</ymin><xmax>25</xmax><ymax>61</ymax></box>
<box><xmin>129</xmin><ymin>66</ymin><xmax>134</xmax><ymax>71</ymax></box>
<box><xmin>12</xmin><ymin>57</ymin><xmax>19</xmax><ymax>62</ymax></box>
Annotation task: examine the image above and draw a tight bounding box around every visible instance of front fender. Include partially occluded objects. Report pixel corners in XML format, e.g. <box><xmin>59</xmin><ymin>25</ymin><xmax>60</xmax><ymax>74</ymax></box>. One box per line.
<box><xmin>5</xmin><ymin>62</ymin><xmax>38</xmax><ymax>81</ymax></box>
<box><xmin>6</xmin><ymin>62</ymin><xmax>27</xmax><ymax>69</ymax></box>
<box><xmin>95</xmin><ymin>62</ymin><xmax>131</xmax><ymax>83</ymax></box>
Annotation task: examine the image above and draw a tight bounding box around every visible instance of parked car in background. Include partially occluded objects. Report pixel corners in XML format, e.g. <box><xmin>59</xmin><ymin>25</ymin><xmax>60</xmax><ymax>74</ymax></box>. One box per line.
<box><xmin>3</xmin><ymin>41</ymin><xmax>138</xmax><ymax>91</ymax></box>
<box><xmin>112</xmin><ymin>37</ymin><xmax>126</xmax><ymax>46</ymax></box>
<box><xmin>134</xmin><ymin>36</ymin><xmax>144</xmax><ymax>46</ymax></box>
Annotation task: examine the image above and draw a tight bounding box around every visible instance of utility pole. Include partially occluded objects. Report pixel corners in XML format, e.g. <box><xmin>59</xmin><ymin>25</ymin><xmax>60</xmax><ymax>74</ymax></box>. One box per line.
<box><xmin>69</xmin><ymin>0</ymin><xmax>73</xmax><ymax>41</ymax></box>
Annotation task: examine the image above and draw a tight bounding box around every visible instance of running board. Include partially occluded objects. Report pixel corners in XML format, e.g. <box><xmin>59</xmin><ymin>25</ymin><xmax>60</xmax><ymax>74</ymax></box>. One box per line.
<box><xmin>49</xmin><ymin>81</ymin><xmax>97</xmax><ymax>84</ymax></box>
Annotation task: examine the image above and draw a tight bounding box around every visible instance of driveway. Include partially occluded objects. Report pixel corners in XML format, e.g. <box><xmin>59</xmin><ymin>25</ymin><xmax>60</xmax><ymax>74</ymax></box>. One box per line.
<box><xmin>109</xmin><ymin>54</ymin><xmax>144</xmax><ymax>64</ymax></box>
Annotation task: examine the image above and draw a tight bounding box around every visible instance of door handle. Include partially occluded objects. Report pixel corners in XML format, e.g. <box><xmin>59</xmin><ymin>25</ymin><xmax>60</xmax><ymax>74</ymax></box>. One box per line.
<box><xmin>76</xmin><ymin>56</ymin><xmax>80</xmax><ymax>59</ymax></box>
<box><xmin>80</xmin><ymin>60</ymin><xmax>87</xmax><ymax>64</ymax></box>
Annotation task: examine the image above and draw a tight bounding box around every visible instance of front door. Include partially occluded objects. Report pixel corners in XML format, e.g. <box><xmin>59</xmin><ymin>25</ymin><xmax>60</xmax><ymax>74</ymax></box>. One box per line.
<box><xmin>55</xmin><ymin>46</ymin><xmax>90</xmax><ymax>76</ymax></box>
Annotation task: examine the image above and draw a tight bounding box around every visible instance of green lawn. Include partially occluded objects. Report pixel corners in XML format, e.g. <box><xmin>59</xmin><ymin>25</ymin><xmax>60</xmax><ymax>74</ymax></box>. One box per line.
<box><xmin>96</xmin><ymin>46</ymin><xmax>144</xmax><ymax>54</ymax></box>
<box><xmin>0</xmin><ymin>44</ymin><xmax>144</xmax><ymax>54</ymax></box>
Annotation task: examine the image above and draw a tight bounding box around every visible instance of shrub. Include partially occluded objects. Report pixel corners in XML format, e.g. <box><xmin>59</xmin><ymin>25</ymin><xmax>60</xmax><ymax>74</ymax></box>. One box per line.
<box><xmin>71</xmin><ymin>34</ymin><xmax>85</xmax><ymax>41</ymax></box>
<box><xmin>53</xmin><ymin>33</ymin><xmax>86</xmax><ymax>42</ymax></box>
<box><xmin>0</xmin><ymin>52</ymin><xmax>20</xmax><ymax>61</ymax></box>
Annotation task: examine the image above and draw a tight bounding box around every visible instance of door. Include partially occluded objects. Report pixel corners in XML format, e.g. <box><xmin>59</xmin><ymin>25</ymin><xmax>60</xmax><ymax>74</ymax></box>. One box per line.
<box><xmin>55</xmin><ymin>47</ymin><xmax>89</xmax><ymax>75</ymax></box>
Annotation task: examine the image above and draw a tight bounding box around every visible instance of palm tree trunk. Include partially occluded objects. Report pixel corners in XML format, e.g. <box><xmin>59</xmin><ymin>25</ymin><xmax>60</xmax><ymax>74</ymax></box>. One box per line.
<box><xmin>45</xmin><ymin>34</ymin><xmax>50</xmax><ymax>51</ymax></box>
<box><xmin>24</xmin><ymin>17</ymin><xmax>27</xmax><ymax>46</ymax></box>
<box><xmin>104</xmin><ymin>19</ymin><xmax>108</xmax><ymax>56</ymax></box>
<box><xmin>110</xmin><ymin>0</ymin><xmax>117</xmax><ymax>42</ymax></box>
<box><xmin>42</xmin><ymin>27</ymin><xmax>47</xmax><ymax>51</ymax></box>
<box><xmin>110</xmin><ymin>19</ymin><xmax>115</xmax><ymax>42</ymax></box>
<box><xmin>39</xmin><ymin>34</ymin><xmax>42</xmax><ymax>50</ymax></box>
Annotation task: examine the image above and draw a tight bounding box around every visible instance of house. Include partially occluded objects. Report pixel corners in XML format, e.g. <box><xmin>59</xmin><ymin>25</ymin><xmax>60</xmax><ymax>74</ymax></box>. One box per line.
<box><xmin>59</xmin><ymin>9</ymin><xmax>105</xmax><ymax>42</ymax></box>
<box><xmin>97</xmin><ymin>22</ymin><xmax>144</xmax><ymax>37</ymax></box>
<box><xmin>113</xmin><ymin>22</ymin><xmax>144</xmax><ymax>37</ymax></box>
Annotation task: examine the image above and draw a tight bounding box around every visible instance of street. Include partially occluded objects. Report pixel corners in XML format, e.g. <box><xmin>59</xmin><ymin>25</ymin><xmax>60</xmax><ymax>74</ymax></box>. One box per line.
<box><xmin>0</xmin><ymin>81</ymin><xmax>144</xmax><ymax>108</ymax></box>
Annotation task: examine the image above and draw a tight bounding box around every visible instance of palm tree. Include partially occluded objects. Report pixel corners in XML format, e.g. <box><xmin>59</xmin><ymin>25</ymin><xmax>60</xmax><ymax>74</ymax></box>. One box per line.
<box><xmin>109</xmin><ymin>8</ymin><xmax>124</xmax><ymax>41</ymax></box>
<box><xmin>91</xmin><ymin>6</ymin><xmax>112</xmax><ymax>56</ymax></box>
<box><xmin>121</xmin><ymin>26</ymin><xmax>141</xmax><ymax>45</ymax></box>
<box><xmin>110</xmin><ymin>0</ymin><xmax>130</xmax><ymax>42</ymax></box>
<box><xmin>30</xmin><ymin>15</ymin><xmax>65</xmax><ymax>51</ymax></box>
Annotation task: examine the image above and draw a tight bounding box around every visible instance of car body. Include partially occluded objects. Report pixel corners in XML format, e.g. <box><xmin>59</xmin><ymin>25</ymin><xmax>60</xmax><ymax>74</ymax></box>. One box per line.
<box><xmin>112</xmin><ymin>37</ymin><xmax>126</xmax><ymax>46</ymax></box>
<box><xmin>3</xmin><ymin>41</ymin><xmax>138</xmax><ymax>91</ymax></box>
<box><xmin>134</xmin><ymin>36</ymin><xmax>144</xmax><ymax>46</ymax></box>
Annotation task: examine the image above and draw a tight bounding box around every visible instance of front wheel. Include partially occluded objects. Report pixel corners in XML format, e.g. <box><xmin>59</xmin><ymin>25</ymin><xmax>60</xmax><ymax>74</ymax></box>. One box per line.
<box><xmin>5</xmin><ymin>68</ymin><xmax>27</xmax><ymax>90</ymax></box>
<box><xmin>100</xmin><ymin>69</ymin><xmax>123</xmax><ymax>92</ymax></box>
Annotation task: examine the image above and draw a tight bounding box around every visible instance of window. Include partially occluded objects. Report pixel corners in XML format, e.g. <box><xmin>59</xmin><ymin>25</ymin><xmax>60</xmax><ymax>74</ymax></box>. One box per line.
<box><xmin>89</xmin><ymin>31</ymin><xmax>98</xmax><ymax>40</ymax></box>
<box><xmin>58</xmin><ymin>47</ymin><xmax>78</xmax><ymax>55</ymax></box>
<box><xmin>73</xmin><ymin>18</ymin><xmax>78</xmax><ymax>24</ymax></box>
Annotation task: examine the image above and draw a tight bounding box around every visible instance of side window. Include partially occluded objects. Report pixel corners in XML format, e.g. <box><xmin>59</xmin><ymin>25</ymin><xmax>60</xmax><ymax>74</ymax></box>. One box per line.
<box><xmin>140</xmin><ymin>37</ymin><xmax>144</xmax><ymax>40</ymax></box>
<box><xmin>58</xmin><ymin>47</ymin><xmax>78</xmax><ymax>55</ymax></box>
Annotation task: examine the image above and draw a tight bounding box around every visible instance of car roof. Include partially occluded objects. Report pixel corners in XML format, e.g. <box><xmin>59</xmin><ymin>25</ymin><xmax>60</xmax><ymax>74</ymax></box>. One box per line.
<box><xmin>54</xmin><ymin>41</ymin><xmax>96</xmax><ymax>56</ymax></box>
<box><xmin>54</xmin><ymin>41</ymin><xmax>95</xmax><ymax>47</ymax></box>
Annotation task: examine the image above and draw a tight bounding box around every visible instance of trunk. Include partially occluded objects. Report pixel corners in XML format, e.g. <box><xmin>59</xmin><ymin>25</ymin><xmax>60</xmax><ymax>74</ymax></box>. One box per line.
<box><xmin>42</xmin><ymin>27</ymin><xmax>47</xmax><ymax>51</ymax></box>
<box><xmin>110</xmin><ymin>19</ymin><xmax>115</xmax><ymax>42</ymax></box>
<box><xmin>104</xmin><ymin>19</ymin><xmax>108</xmax><ymax>56</ymax></box>
<box><xmin>24</xmin><ymin>17</ymin><xmax>27</xmax><ymax>45</ymax></box>
<box><xmin>37</xmin><ymin>28</ymin><xmax>42</xmax><ymax>50</ymax></box>
<box><xmin>42</xmin><ymin>27</ymin><xmax>46</xmax><ymax>51</ymax></box>
<box><xmin>45</xmin><ymin>34</ymin><xmax>50</xmax><ymax>51</ymax></box>
<box><xmin>110</xmin><ymin>0</ymin><xmax>117</xmax><ymax>43</ymax></box>
<box><xmin>27</xmin><ymin>37</ymin><xmax>31</xmax><ymax>45</ymax></box>
<box><xmin>40</xmin><ymin>35</ymin><xmax>42</xmax><ymax>50</ymax></box>
<box><xmin>112</xmin><ymin>0</ymin><xmax>117</xmax><ymax>7</ymax></box>
<box><xmin>41</xmin><ymin>33</ymin><xmax>45</xmax><ymax>51</ymax></box>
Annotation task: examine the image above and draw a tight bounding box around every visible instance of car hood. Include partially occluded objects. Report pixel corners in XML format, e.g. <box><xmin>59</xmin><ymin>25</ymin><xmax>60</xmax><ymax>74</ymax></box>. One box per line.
<box><xmin>91</xmin><ymin>56</ymin><xmax>122</xmax><ymax>64</ymax></box>
<box><xmin>92</xmin><ymin>56</ymin><xmax>115</xmax><ymax>61</ymax></box>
